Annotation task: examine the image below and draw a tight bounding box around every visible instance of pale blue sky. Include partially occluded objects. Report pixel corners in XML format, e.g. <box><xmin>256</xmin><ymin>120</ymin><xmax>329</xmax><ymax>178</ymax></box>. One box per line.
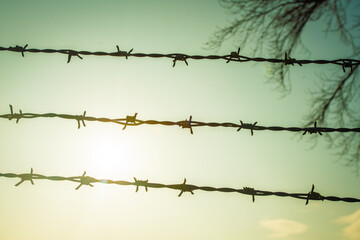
<box><xmin>0</xmin><ymin>1</ymin><xmax>359</xmax><ymax>240</ymax></box>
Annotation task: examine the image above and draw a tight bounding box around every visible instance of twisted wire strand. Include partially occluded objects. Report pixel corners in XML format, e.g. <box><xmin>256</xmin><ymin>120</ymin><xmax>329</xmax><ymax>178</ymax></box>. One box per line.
<box><xmin>1</xmin><ymin>105</ymin><xmax>360</xmax><ymax>135</ymax></box>
<box><xmin>0</xmin><ymin>45</ymin><xmax>359</xmax><ymax>69</ymax></box>
<box><xmin>0</xmin><ymin>169</ymin><xmax>359</xmax><ymax>204</ymax></box>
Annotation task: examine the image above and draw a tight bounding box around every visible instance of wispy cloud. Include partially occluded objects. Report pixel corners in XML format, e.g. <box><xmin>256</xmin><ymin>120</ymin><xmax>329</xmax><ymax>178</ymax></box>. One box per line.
<box><xmin>337</xmin><ymin>209</ymin><xmax>360</xmax><ymax>240</ymax></box>
<box><xmin>260</xmin><ymin>219</ymin><xmax>308</xmax><ymax>238</ymax></box>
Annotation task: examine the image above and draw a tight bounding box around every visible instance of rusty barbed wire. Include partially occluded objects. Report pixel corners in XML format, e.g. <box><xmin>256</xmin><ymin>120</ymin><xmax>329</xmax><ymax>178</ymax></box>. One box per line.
<box><xmin>1</xmin><ymin>105</ymin><xmax>360</xmax><ymax>135</ymax></box>
<box><xmin>1</xmin><ymin>45</ymin><xmax>359</xmax><ymax>70</ymax></box>
<box><xmin>0</xmin><ymin>169</ymin><xmax>359</xmax><ymax>204</ymax></box>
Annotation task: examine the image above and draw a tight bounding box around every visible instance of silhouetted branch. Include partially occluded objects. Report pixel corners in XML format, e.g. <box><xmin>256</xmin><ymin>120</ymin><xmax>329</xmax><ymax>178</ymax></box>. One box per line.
<box><xmin>207</xmin><ymin>0</ymin><xmax>360</xmax><ymax>170</ymax></box>
<box><xmin>306</xmin><ymin>66</ymin><xmax>360</xmax><ymax>170</ymax></box>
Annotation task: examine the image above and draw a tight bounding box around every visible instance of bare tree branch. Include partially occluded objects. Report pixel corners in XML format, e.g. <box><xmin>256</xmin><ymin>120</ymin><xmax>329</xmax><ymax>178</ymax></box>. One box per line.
<box><xmin>207</xmin><ymin>0</ymin><xmax>360</xmax><ymax>171</ymax></box>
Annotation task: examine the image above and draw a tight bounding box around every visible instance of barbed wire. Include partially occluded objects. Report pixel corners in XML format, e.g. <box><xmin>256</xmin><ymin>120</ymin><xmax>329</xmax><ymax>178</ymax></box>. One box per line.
<box><xmin>1</xmin><ymin>105</ymin><xmax>359</xmax><ymax>135</ymax></box>
<box><xmin>1</xmin><ymin>45</ymin><xmax>359</xmax><ymax>70</ymax></box>
<box><xmin>1</xmin><ymin>168</ymin><xmax>359</xmax><ymax>204</ymax></box>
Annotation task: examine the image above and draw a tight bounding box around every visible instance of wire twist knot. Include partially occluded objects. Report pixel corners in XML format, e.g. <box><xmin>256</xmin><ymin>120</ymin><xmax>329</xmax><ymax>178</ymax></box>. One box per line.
<box><xmin>237</xmin><ymin>120</ymin><xmax>257</xmax><ymax>136</ymax></box>
<box><xmin>284</xmin><ymin>52</ymin><xmax>302</xmax><ymax>66</ymax></box>
<box><xmin>75</xmin><ymin>171</ymin><xmax>96</xmax><ymax>190</ymax></box>
<box><xmin>179</xmin><ymin>115</ymin><xmax>193</xmax><ymax>134</ymax></box>
<box><xmin>123</xmin><ymin>113</ymin><xmax>138</xmax><ymax>130</ymax></box>
<box><xmin>67</xmin><ymin>50</ymin><xmax>83</xmax><ymax>63</ymax></box>
<box><xmin>116</xmin><ymin>46</ymin><xmax>133</xmax><ymax>59</ymax></box>
<box><xmin>9</xmin><ymin>44</ymin><xmax>28</xmax><ymax>57</ymax></box>
<box><xmin>243</xmin><ymin>187</ymin><xmax>256</xmax><ymax>202</ymax></box>
<box><xmin>342</xmin><ymin>60</ymin><xmax>353</xmax><ymax>72</ymax></box>
<box><xmin>172</xmin><ymin>54</ymin><xmax>188</xmax><ymax>67</ymax></box>
<box><xmin>226</xmin><ymin>47</ymin><xmax>241</xmax><ymax>63</ymax></box>
<box><xmin>133</xmin><ymin>177</ymin><xmax>149</xmax><ymax>192</ymax></box>
<box><xmin>302</xmin><ymin>122</ymin><xmax>322</xmax><ymax>135</ymax></box>
<box><xmin>8</xmin><ymin>105</ymin><xmax>23</xmax><ymax>123</ymax></box>
<box><xmin>15</xmin><ymin>168</ymin><xmax>34</xmax><ymax>186</ymax></box>
<box><xmin>75</xmin><ymin>111</ymin><xmax>86</xmax><ymax>129</ymax></box>
<box><xmin>305</xmin><ymin>184</ymin><xmax>324</xmax><ymax>205</ymax></box>
<box><xmin>178</xmin><ymin>178</ymin><xmax>194</xmax><ymax>197</ymax></box>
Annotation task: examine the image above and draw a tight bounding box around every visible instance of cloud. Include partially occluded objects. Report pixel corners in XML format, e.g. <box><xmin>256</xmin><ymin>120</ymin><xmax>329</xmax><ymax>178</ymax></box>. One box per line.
<box><xmin>260</xmin><ymin>219</ymin><xmax>308</xmax><ymax>238</ymax></box>
<box><xmin>337</xmin><ymin>209</ymin><xmax>360</xmax><ymax>240</ymax></box>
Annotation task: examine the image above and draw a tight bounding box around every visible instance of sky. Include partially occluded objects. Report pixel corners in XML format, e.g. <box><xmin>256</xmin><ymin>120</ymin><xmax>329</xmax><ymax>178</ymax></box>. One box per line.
<box><xmin>0</xmin><ymin>0</ymin><xmax>359</xmax><ymax>240</ymax></box>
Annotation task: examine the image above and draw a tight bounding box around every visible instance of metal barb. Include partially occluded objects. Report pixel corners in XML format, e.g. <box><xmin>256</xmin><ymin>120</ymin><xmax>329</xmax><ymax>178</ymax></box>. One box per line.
<box><xmin>226</xmin><ymin>47</ymin><xmax>241</xmax><ymax>63</ymax></box>
<box><xmin>284</xmin><ymin>52</ymin><xmax>302</xmax><ymax>66</ymax></box>
<box><xmin>15</xmin><ymin>168</ymin><xmax>34</xmax><ymax>186</ymax></box>
<box><xmin>67</xmin><ymin>50</ymin><xmax>83</xmax><ymax>63</ymax></box>
<box><xmin>237</xmin><ymin>120</ymin><xmax>257</xmax><ymax>136</ymax></box>
<box><xmin>1</xmin><ymin>170</ymin><xmax>360</xmax><ymax>203</ymax></box>
<box><xmin>172</xmin><ymin>54</ymin><xmax>188</xmax><ymax>67</ymax></box>
<box><xmin>1</xmin><ymin>44</ymin><xmax>359</xmax><ymax>68</ymax></box>
<box><xmin>243</xmin><ymin>187</ymin><xmax>256</xmax><ymax>202</ymax></box>
<box><xmin>75</xmin><ymin>171</ymin><xmax>95</xmax><ymax>190</ymax></box>
<box><xmin>8</xmin><ymin>104</ymin><xmax>14</xmax><ymax>120</ymax></box>
<box><xmin>116</xmin><ymin>46</ymin><xmax>133</xmax><ymax>59</ymax></box>
<box><xmin>342</xmin><ymin>60</ymin><xmax>353</xmax><ymax>72</ymax></box>
<box><xmin>76</xmin><ymin>111</ymin><xmax>87</xmax><ymax>129</ymax></box>
<box><xmin>178</xmin><ymin>178</ymin><xmax>194</xmax><ymax>197</ymax></box>
<box><xmin>133</xmin><ymin>177</ymin><xmax>149</xmax><ymax>192</ymax></box>
<box><xmin>179</xmin><ymin>115</ymin><xmax>193</xmax><ymax>134</ymax></box>
<box><xmin>16</xmin><ymin>110</ymin><xmax>23</xmax><ymax>124</ymax></box>
<box><xmin>302</xmin><ymin>122</ymin><xmax>322</xmax><ymax>135</ymax></box>
<box><xmin>1</xmin><ymin>106</ymin><xmax>359</xmax><ymax>135</ymax></box>
<box><xmin>8</xmin><ymin>105</ymin><xmax>23</xmax><ymax>123</ymax></box>
<box><xmin>305</xmin><ymin>184</ymin><xmax>324</xmax><ymax>205</ymax></box>
<box><xmin>123</xmin><ymin>113</ymin><xmax>138</xmax><ymax>130</ymax></box>
<box><xmin>10</xmin><ymin>44</ymin><xmax>28</xmax><ymax>57</ymax></box>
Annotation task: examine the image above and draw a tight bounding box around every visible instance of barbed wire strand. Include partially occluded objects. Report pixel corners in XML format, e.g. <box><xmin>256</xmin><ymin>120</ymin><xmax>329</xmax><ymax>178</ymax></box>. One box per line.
<box><xmin>1</xmin><ymin>45</ymin><xmax>359</xmax><ymax>70</ymax></box>
<box><xmin>1</xmin><ymin>105</ymin><xmax>360</xmax><ymax>135</ymax></box>
<box><xmin>0</xmin><ymin>169</ymin><xmax>359</xmax><ymax>204</ymax></box>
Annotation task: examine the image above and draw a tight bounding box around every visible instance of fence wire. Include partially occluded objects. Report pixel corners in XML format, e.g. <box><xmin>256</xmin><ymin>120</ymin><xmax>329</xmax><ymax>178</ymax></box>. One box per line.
<box><xmin>0</xmin><ymin>168</ymin><xmax>359</xmax><ymax>204</ymax></box>
<box><xmin>0</xmin><ymin>45</ymin><xmax>359</xmax><ymax>70</ymax></box>
<box><xmin>1</xmin><ymin>105</ymin><xmax>359</xmax><ymax>135</ymax></box>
